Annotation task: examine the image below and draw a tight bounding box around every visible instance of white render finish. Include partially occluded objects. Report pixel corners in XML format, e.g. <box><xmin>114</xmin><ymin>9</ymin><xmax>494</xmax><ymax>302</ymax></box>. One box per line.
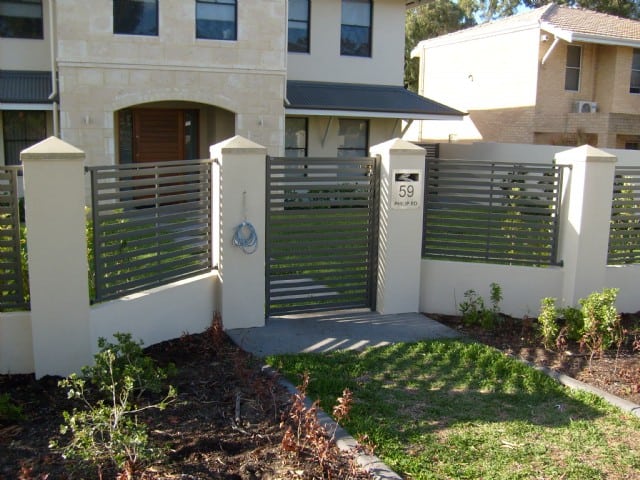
<box><xmin>555</xmin><ymin>145</ymin><xmax>617</xmax><ymax>306</ymax></box>
<box><xmin>287</xmin><ymin>0</ymin><xmax>405</xmax><ymax>86</ymax></box>
<box><xmin>20</xmin><ymin>137</ymin><xmax>92</xmax><ymax>378</ymax></box>
<box><xmin>371</xmin><ymin>138</ymin><xmax>425</xmax><ymax>314</ymax></box>
<box><xmin>210</xmin><ymin>136</ymin><xmax>267</xmax><ymax>330</ymax></box>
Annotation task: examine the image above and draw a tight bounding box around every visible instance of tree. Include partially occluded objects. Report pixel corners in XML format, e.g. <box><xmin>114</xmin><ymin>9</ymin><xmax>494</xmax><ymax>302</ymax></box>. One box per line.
<box><xmin>405</xmin><ymin>0</ymin><xmax>476</xmax><ymax>91</ymax></box>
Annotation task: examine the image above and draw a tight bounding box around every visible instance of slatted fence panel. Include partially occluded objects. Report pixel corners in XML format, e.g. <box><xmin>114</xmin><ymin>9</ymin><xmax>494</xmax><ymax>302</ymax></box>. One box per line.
<box><xmin>88</xmin><ymin>159</ymin><xmax>213</xmax><ymax>302</ymax></box>
<box><xmin>609</xmin><ymin>167</ymin><xmax>640</xmax><ymax>265</ymax></box>
<box><xmin>423</xmin><ymin>159</ymin><xmax>563</xmax><ymax>266</ymax></box>
<box><xmin>0</xmin><ymin>166</ymin><xmax>28</xmax><ymax>310</ymax></box>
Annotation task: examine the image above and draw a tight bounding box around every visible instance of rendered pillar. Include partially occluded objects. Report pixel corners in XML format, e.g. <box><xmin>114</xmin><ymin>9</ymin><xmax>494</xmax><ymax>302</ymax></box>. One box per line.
<box><xmin>210</xmin><ymin>136</ymin><xmax>266</xmax><ymax>328</ymax></box>
<box><xmin>555</xmin><ymin>145</ymin><xmax>617</xmax><ymax>306</ymax></box>
<box><xmin>21</xmin><ymin>137</ymin><xmax>91</xmax><ymax>378</ymax></box>
<box><xmin>370</xmin><ymin>139</ymin><xmax>426</xmax><ymax>314</ymax></box>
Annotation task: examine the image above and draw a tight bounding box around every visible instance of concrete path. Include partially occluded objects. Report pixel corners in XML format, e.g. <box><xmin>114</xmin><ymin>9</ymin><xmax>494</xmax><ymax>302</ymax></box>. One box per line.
<box><xmin>227</xmin><ymin>309</ymin><xmax>460</xmax><ymax>358</ymax></box>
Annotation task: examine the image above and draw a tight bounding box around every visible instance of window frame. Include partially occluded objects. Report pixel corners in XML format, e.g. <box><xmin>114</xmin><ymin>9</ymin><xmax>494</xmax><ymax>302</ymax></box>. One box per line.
<box><xmin>113</xmin><ymin>0</ymin><xmax>159</xmax><ymax>36</ymax></box>
<box><xmin>340</xmin><ymin>0</ymin><xmax>372</xmax><ymax>58</ymax></box>
<box><xmin>0</xmin><ymin>0</ymin><xmax>43</xmax><ymax>39</ymax></box>
<box><xmin>630</xmin><ymin>49</ymin><xmax>640</xmax><ymax>94</ymax></box>
<box><xmin>196</xmin><ymin>0</ymin><xmax>237</xmax><ymax>41</ymax></box>
<box><xmin>2</xmin><ymin>110</ymin><xmax>47</xmax><ymax>166</ymax></box>
<box><xmin>288</xmin><ymin>0</ymin><xmax>310</xmax><ymax>53</ymax></box>
<box><xmin>337</xmin><ymin>118</ymin><xmax>369</xmax><ymax>157</ymax></box>
<box><xmin>564</xmin><ymin>44</ymin><xmax>582</xmax><ymax>92</ymax></box>
<box><xmin>285</xmin><ymin>117</ymin><xmax>308</xmax><ymax>158</ymax></box>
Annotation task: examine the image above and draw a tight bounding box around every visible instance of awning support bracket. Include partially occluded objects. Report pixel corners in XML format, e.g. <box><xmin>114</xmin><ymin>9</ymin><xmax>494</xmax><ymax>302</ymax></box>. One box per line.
<box><xmin>321</xmin><ymin>117</ymin><xmax>334</xmax><ymax>148</ymax></box>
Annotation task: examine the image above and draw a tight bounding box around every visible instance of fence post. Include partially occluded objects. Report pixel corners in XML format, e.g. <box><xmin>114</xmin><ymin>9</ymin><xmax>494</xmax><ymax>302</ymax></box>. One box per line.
<box><xmin>21</xmin><ymin>137</ymin><xmax>91</xmax><ymax>378</ymax></box>
<box><xmin>370</xmin><ymin>138</ymin><xmax>425</xmax><ymax>314</ymax></box>
<box><xmin>210</xmin><ymin>136</ymin><xmax>266</xmax><ymax>328</ymax></box>
<box><xmin>555</xmin><ymin>145</ymin><xmax>617</xmax><ymax>307</ymax></box>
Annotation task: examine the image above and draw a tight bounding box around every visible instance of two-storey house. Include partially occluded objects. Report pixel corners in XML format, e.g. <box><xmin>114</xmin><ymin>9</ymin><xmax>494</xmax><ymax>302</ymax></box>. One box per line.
<box><xmin>408</xmin><ymin>4</ymin><xmax>640</xmax><ymax>148</ymax></box>
<box><xmin>0</xmin><ymin>0</ymin><xmax>461</xmax><ymax>168</ymax></box>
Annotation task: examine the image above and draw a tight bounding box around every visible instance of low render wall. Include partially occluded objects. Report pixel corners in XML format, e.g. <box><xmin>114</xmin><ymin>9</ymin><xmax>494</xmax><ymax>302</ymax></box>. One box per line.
<box><xmin>90</xmin><ymin>272</ymin><xmax>219</xmax><ymax>356</ymax></box>
<box><xmin>0</xmin><ymin>312</ymin><xmax>34</xmax><ymax>374</ymax></box>
<box><xmin>0</xmin><ymin>273</ymin><xmax>219</xmax><ymax>375</ymax></box>
<box><xmin>420</xmin><ymin>260</ymin><xmax>563</xmax><ymax>318</ymax></box>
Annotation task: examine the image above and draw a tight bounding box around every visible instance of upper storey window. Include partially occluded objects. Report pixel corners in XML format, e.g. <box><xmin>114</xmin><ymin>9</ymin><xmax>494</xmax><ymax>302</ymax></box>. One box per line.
<box><xmin>196</xmin><ymin>0</ymin><xmax>237</xmax><ymax>41</ymax></box>
<box><xmin>288</xmin><ymin>0</ymin><xmax>309</xmax><ymax>53</ymax></box>
<box><xmin>630</xmin><ymin>49</ymin><xmax>640</xmax><ymax>94</ymax></box>
<box><xmin>114</xmin><ymin>0</ymin><xmax>158</xmax><ymax>36</ymax></box>
<box><xmin>564</xmin><ymin>44</ymin><xmax>581</xmax><ymax>91</ymax></box>
<box><xmin>341</xmin><ymin>0</ymin><xmax>371</xmax><ymax>57</ymax></box>
<box><xmin>0</xmin><ymin>0</ymin><xmax>43</xmax><ymax>39</ymax></box>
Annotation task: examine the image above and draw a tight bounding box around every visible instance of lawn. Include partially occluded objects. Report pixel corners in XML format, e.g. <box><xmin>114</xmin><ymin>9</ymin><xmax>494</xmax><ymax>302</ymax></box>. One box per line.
<box><xmin>267</xmin><ymin>339</ymin><xmax>640</xmax><ymax>480</ymax></box>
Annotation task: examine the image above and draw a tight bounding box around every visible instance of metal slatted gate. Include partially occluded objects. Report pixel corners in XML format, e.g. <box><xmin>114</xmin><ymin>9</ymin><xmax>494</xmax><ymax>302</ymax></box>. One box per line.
<box><xmin>266</xmin><ymin>156</ymin><xmax>380</xmax><ymax>316</ymax></box>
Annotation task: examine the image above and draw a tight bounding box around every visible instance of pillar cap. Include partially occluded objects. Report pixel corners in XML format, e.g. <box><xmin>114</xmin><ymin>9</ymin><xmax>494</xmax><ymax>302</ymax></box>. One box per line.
<box><xmin>21</xmin><ymin>136</ymin><xmax>85</xmax><ymax>162</ymax></box>
<box><xmin>370</xmin><ymin>138</ymin><xmax>425</xmax><ymax>156</ymax></box>
<box><xmin>210</xmin><ymin>135</ymin><xmax>267</xmax><ymax>156</ymax></box>
<box><xmin>555</xmin><ymin>144</ymin><xmax>617</xmax><ymax>165</ymax></box>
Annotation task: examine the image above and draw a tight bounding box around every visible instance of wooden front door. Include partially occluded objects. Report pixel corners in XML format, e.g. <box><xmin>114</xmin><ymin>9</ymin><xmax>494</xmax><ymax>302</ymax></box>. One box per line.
<box><xmin>119</xmin><ymin>108</ymin><xmax>199</xmax><ymax>163</ymax></box>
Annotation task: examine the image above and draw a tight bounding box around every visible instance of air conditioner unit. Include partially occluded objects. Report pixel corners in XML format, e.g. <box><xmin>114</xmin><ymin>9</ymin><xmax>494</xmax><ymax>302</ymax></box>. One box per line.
<box><xmin>575</xmin><ymin>101</ymin><xmax>597</xmax><ymax>113</ymax></box>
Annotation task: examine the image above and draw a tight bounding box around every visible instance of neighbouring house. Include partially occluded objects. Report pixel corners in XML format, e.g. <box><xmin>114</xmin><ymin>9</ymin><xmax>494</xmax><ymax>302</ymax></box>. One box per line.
<box><xmin>407</xmin><ymin>3</ymin><xmax>640</xmax><ymax>148</ymax></box>
<box><xmin>0</xmin><ymin>0</ymin><xmax>462</xmax><ymax>168</ymax></box>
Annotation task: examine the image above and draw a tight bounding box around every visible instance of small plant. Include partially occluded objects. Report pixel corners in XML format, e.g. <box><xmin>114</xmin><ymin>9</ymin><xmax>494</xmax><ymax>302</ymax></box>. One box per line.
<box><xmin>51</xmin><ymin>333</ymin><xmax>176</xmax><ymax>479</ymax></box>
<box><xmin>538</xmin><ymin>297</ymin><xmax>559</xmax><ymax>350</ymax></box>
<box><xmin>0</xmin><ymin>393</ymin><xmax>24</xmax><ymax>422</ymax></box>
<box><xmin>459</xmin><ymin>283</ymin><xmax>503</xmax><ymax>330</ymax></box>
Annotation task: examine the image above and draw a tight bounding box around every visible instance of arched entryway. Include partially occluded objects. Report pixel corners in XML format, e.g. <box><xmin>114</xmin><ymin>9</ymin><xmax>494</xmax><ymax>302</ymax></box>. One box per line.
<box><xmin>115</xmin><ymin>101</ymin><xmax>235</xmax><ymax>163</ymax></box>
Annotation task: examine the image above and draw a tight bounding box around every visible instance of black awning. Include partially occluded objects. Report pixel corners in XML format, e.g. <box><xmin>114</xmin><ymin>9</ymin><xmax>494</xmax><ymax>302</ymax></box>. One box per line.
<box><xmin>285</xmin><ymin>80</ymin><xmax>463</xmax><ymax>118</ymax></box>
<box><xmin>0</xmin><ymin>70</ymin><xmax>53</xmax><ymax>104</ymax></box>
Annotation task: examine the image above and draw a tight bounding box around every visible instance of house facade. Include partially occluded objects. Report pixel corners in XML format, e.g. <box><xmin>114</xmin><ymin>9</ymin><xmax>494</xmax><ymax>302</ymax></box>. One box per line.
<box><xmin>408</xmin><ymin>4</ymin><xmax>640</xmax><ymax>148</ymax></box>
<box><xmin>0</xmin><ymin>0</ymin><xmax>461</xmax><ymax>168</ymax></box>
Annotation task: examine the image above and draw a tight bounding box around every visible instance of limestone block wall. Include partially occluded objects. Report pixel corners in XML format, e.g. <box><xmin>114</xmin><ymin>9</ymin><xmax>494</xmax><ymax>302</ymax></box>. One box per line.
<box><xmin>54</xmin><ymin>0</ymin><xmax>287</xmax><ymax>163</ymax></box>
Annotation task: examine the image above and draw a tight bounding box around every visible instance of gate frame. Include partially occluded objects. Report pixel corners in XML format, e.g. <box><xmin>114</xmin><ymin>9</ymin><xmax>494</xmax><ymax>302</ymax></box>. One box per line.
<box><xmin>264</xmin><ymin>155</ymin><xmax>381</xmax><ymax>316</ymax></box>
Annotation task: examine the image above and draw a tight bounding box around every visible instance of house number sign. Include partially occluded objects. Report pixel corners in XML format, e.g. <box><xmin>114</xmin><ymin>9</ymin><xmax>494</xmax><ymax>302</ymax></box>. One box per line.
<box><xmin>391</xmin><ymin>169</ymin><xmax>422</xmax><ymax>210</ymax></box>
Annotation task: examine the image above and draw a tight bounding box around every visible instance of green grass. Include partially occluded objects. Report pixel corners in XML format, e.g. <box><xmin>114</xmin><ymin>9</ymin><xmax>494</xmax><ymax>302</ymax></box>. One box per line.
<box><xmin>267</xmin><ymin>339</ymin><xmax>640</xmax><ymax>480</ymax></box>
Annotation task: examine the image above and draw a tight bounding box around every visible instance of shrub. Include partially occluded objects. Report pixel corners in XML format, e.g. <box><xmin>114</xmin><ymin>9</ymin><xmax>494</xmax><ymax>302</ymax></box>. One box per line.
<box><xmin>537</xmin><ymin>288</ymin><xmax>622</xmax><ymax>360</ymax></box>
<box><xmin>538</xmin><ymin>297</ymin><xmax>559</xmax><ymax>349</ymax></box>
<box><xmin>51</xmin><ymin>333</ymin><xmax>176</xmax><ymax>479</ymax></box>
<box><xmin>579</xmin><ymin>288</ymin><xmax>622</xmax><ymax>360</ymax></box>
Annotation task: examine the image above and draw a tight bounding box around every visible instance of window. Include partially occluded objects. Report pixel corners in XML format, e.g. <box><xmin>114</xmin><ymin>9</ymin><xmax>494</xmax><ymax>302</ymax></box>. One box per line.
<box><xmin>337</xmin><ymin>118</ymin><xmax>368</xmax><ymax>157</ymax></box>
<box><xmin>288</xmin><ymin>0</ymin><xmax>309</xmax><ymax>53</ymax></box>
<box><xmin>285</xmin><ymin>117</ymin><xmax>307</xmax><ymax>157</ymax></box>
<box><xmin>196</xmin><ymin>0</ymin><xmax>236</xmax><ymax>40</ymax></box>
<box><xmin>113</xmin><ymin>0</ymin><xmax>158</xmax><ymax>36</ymax></box>
<box><xmin>341</xmin><ymin>0</ymin><xmax>371</xmax><ymax>57</ymax></box>
<box><xmin>630</xmin><ymin>49</ymin><xmax>640</xmax><ymax>94</ymax></box>
<box><xmin>0</xmin><ymin>0</ymin><xmax>43</xmax><ymax>39</ymax></box>
<box><xmin>625</xmin><ymin>142</ymin><xmax>640</xmax><ymax>150</ymax></box>
<box><xmin>2</xmin><ymin>111</ymin><xmax>46</xmax><ymax>166</ymax></box>
<box><xmin>565</xmin><ymin>45</ymin><xmax>581</xmax><ymax>91</ymax></box>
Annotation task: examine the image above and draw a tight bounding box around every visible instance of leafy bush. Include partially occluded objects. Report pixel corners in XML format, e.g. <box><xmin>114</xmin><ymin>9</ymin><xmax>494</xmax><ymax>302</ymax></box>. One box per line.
<box><xmin>538</xmin><ymin>297</ymin><xmax>559</xmax><ymax>349</ymax></box>
<box><xmin>51</xmin><ymin>333</ymin><xmax>176</xmax><ymax>479</ymax></box>
<box><xmin>537</xmin><ymin>288</ymin><xmax>622</xmax><ymax>359</ymax></box>
<box><xmin>579</xmin><ymin>288</ymin><xmax>622</xmax><ymax>359</ymax></box>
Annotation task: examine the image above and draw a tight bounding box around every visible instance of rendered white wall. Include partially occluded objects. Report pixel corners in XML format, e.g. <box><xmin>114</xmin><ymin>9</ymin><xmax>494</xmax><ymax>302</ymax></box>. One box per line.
<box><xmin>0</xmin><ymin>312</ymin><xmax>33</xmax><ymax>374</ymax></box>
<box><xmin>90</xmin><ymin>273</ymin><xmax>218</xmax><ymax>354</ymax></box>
<box><xmin>420</xmin><ymin>259</ymin><xmax>563</xmax><ymax>317</ymax></box>
<box><xmin>287</xmin><ymin>0</ymin><xmax>404</xmax><ymax>86</ymax></box>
